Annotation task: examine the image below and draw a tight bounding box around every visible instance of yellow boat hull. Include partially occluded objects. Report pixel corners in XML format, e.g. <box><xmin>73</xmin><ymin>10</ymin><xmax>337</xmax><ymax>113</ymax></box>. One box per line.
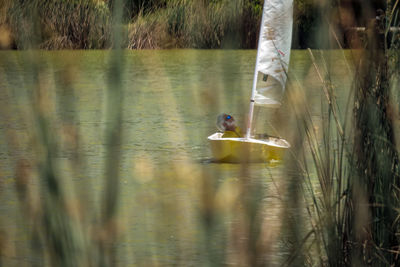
<box><xmin>208</xmin><ymin>133</ymin><xmax>290</xmax><ymax>163</ymax></box>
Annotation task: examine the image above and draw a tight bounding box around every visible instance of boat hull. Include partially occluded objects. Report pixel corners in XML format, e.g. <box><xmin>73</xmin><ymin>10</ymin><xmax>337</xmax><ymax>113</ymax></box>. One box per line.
<box><xmin>207</xmin><ymin>133</ymin><xmax>290</xmax><ymax>163</ymax></box>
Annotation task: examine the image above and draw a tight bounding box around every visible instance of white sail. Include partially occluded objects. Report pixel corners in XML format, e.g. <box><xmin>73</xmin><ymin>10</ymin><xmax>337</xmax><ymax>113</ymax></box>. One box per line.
<box><xmin>254</xmin><ymin>0</ymin><xmax>293</xmax><ymax>107</ymax></box>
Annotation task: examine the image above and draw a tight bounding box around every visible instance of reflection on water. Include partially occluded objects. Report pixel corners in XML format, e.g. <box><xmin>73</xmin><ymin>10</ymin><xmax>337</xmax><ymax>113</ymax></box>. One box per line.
<box><xmin>0</xmin><ymin>50</ymin><xmax>354</xmax><ymax>266</ymax></box>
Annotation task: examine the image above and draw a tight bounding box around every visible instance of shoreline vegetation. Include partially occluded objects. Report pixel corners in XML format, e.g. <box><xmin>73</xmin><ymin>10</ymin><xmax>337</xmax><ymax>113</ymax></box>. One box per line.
<box><xmin>0</xmin><ymin>0</ymin><xmax>387</xmax><ymax>50</ymax></box>
<box><xmin>0</xmin><ymin>0</ymin><xmax>262</xmax><ymax>49</ymax></box>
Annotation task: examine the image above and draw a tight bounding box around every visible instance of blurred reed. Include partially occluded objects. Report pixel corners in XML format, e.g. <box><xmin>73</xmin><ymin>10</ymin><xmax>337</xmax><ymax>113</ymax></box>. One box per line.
<box><xmin>0</xmin><ymin>1</ymin><xmax>399</xmax><ymax>267</ymax></box>
<box><xmin>0</xmin><ymin>0</ymin><xmax>125</xmax><ymax>266</ymax></box>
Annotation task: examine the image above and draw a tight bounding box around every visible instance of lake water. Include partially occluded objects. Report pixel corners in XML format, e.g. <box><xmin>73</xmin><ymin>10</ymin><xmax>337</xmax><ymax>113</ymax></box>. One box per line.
<box><xmin>0</xmin><ymin>50</ymin><xmax>355</xmax><ymax>266</ymax></box>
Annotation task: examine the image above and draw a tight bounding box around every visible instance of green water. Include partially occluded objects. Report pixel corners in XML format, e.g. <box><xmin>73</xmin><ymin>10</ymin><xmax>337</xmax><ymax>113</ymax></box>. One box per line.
<box><xmin>0</xmin><ymin>50</ymin><xmax>354</xmax><ymax>266</ymax></box>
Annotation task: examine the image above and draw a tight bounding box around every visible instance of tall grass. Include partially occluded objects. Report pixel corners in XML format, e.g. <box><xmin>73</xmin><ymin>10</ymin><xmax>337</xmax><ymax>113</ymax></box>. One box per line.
<box><xmin>2</xmin><ymin>0</ymin><xmax>372</xmax><ymax>50</ymax></box>
<box><xmin>283</xmin><ymin>2</ymin><xmax>400</xmax><ymax>266</ymax></box>
<box><xmin>1</xmin><ymin>0</ymin><xmax>262</xmax><ymax>49</ymax></box>
<box><xmin>4</xmin><ymin>0</ymin><xmax>111</xmax><ymax>49</ymax></box>
<box><xmin>127</xmin><ymin>0</ymin><xmax>257</xmax><ymax>49</ymax></box>
<box><xmin>351</xmin><ymin>12</ymin><xmax>400</xmax><ymax>263</ymax></box>
<box><xmin>127</xmin><ymin>10</ymin><xmax>169</xmax><ymax>49</ymax></box>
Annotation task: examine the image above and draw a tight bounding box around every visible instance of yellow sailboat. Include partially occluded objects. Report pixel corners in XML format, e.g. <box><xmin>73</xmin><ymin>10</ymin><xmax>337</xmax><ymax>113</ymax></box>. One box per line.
<box><xmin>208</xmin><ymin>0</ymin><xmax>293</xmax><ymax>163</ymax></box>
<box><xmin>208</xmin><ymin>133</ymin><xmax>290</xmax><ymax>163</ymax></box>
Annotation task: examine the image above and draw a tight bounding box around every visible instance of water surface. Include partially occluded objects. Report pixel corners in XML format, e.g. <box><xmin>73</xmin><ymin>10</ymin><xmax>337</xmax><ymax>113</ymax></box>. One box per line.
<box><xmin>0</xmin><ymin>49</ymin><xmax>355</xmax><ymax>266</ymax></box>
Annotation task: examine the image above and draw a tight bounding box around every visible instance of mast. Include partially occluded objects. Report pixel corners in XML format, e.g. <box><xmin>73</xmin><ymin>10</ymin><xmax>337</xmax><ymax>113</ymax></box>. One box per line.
<box><xmin>245</xmin><ymin>1</ymin><xmax>267</xmax><ymax>139</ymax></box>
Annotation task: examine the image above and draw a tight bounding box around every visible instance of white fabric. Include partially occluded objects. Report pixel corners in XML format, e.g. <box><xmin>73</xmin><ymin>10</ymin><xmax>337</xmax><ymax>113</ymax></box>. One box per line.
<box><xmin>255</xmin><ymin>0</ymin><xmax>293</xmax><ymax>106</ymax></box>
<box><xmin>254</xmin><ymin>76</ymin><xmax>282</xmax><ymax>107</ymax></box>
